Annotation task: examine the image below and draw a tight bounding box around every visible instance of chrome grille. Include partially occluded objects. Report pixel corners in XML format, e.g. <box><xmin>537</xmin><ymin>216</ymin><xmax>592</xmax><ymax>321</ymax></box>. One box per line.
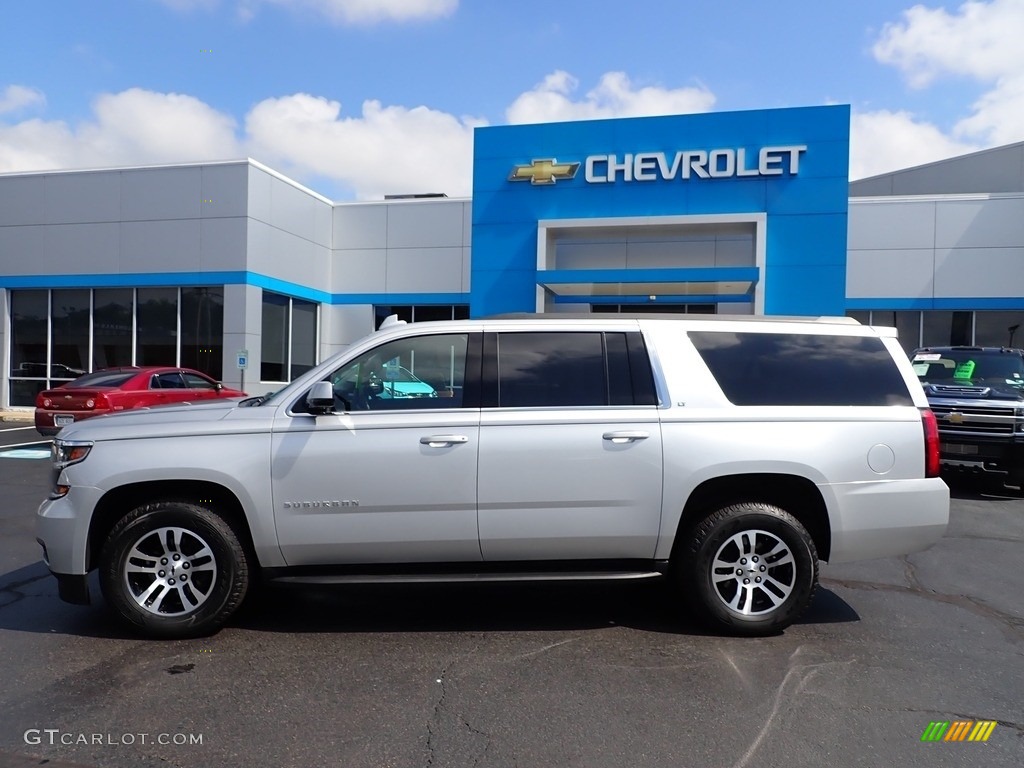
<box><xmin>930</xmin><ymin>404</ymin><xmax>1017</xmax><ymax>435</ymax></box>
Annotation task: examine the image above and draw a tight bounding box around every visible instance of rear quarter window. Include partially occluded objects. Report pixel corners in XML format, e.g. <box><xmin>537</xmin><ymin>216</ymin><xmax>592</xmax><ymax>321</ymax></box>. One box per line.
<box><xmin>688</xmin><ymin>331</ymin><xmax>913</xmax><ymax>406</ymax></box>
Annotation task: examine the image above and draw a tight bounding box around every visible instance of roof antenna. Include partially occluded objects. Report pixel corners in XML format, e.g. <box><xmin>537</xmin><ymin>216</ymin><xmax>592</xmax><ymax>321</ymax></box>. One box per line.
<box><xmin>379</xmin><ymin>314</ymin><xmax>407</xmax><ymax>330</ymax></box>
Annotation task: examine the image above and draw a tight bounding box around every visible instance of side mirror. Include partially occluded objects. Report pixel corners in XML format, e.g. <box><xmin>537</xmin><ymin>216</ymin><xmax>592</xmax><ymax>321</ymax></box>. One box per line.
<box><xmin>306</xmin><ymin>381</ymin><xmax>336</xmax><ymax>415</ymax></box>
<box><xmin>215</xmin><ymin>382</ymin><xmax>223</xmax><ymax>391</ymax></box>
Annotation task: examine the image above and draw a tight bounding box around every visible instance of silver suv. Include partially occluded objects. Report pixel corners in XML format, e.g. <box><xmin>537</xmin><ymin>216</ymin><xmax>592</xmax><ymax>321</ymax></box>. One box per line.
<box><xmin>37</xmin><ymin>315</ymin><xmax>949</xmax><ymax>638</ymax></box>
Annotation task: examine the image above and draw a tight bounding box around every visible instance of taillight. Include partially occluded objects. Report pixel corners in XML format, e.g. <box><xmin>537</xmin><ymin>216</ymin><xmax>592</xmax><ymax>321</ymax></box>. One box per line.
<box><xmin>921</xmin><ymin>408</ymin><xmax>940</xmax><ymax>478</ymax></box>
<box><xmin>91</xmin><ymin>394</ymin><xmax>109</xmax><ymax>410</ymax></box>
<box><xmin>42</xmin><ymin>398</ymin><xmax>52</xmax><ymax>408</ymax></box>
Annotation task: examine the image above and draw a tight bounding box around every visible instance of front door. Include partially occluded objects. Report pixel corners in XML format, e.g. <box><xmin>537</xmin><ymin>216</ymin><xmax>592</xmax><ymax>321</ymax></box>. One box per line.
<box><xmin>272</xmin><ymin>332</ymin><xmax>482</xmax><ymax>565</ymax></box>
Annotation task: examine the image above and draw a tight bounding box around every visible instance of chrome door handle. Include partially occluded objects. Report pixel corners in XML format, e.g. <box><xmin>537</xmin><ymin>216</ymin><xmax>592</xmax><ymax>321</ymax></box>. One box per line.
<box><xmin>420</xmin><ymin>434</ymin><xmax>469</xmax><ymax>447</ymax></box>
<box><xmin>602</xmin><ymin>431</ymin><xmax>650</xmax><ymax>444</ymax></box>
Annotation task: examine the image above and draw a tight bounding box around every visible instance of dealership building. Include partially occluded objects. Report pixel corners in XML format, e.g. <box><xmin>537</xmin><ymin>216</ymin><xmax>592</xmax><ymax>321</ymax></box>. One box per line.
<box><xmin>1</xmin><ymin>103</ymin><xmax>1023</xmax><ymax>407</ymax></box>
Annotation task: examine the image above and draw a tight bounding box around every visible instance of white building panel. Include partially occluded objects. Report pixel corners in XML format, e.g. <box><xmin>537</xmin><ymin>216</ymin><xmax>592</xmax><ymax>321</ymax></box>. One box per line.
<box><xmin>386</xmin><ymin>247</ymin><xmax>463</xmax><ymax>292</ymax></box>
<box><xmin>324</xmin><ymin>304</ymin><xmax>375</xmax><ymax>359</ymax></box>
<box><xmin>263</xmin><ymin>226</ymin><xmax>331</xmax><ymax>289</ymax></box>
<box><xmin>200</xmin><ymin>163</ymin><xmax>249</xmax><ymax>220</ymax></box>
<box><xmin>245</xmin><ymin>219</ymin><xmax>275</xmax><ymax>277</ymax></box>
<box><xmin>44</xmin><ymin>172</ymin><xmax>121</xmax><ymax>225</ymax></box>
<box><xmin>462</xmin><ymin>202</ymin><xmax>472</xmax><ymax>245</ymax></box>
<box><xmin>120</xmin><ymin>220</ymin><xmax>201</xmax><ymax>272</ymax></box>
<box><xmin>314</xmin><ymin>198</ymin><xmax>332</xmax><ymax>248</ymax></box>
<box><xmin>848</xmin><ymin>201</ymin><xmax>936</xmax><ymax>250</ymax></box>
<box><xmin>332</xmin><ymin>248</ymin><xmax>386</xmax><ymax>293</ymax></box>
<box><xmin>933</xmin><ymin>247</ymin><xmax>1024</xmax><ymax>297</ymax></box>
<box><xmin>120</xmin><ymin>167</ymin><xmax>203</xmax><ymax>222</ymax></box>
<box><xmin>268</xmin><ymin>176</ymin><xmax>319</xmax><ymax>239</ymax></box>
<box><xmin>555</xmin><ymin>241</ymin><xmax>628</xmax><ymax>270</ymax></box>
<box><xmin>714</xmin><ymin>237</ymin><xmax>756</xmax><ymax>267</ymax></box>
<box><xmin>43</xmin><ymin>223</ymin><xmax>120</xmax><ymax>275</ymax></box>
<box><xmin>386</xmin><ymin>201</ymin><xmax>465</xmax><ymax>249</ymax></box>
<box><xmin>629</xmin><ymin>238</ymin><xmax>716</xmax><ymax>268</ymax></box>
<box><xmin>846</xmin><ymin>249</ymin><xmax>935</xmax><ymax>298</ymax></box>
<box><xmin>934</xmin><ymin>197</ymin><xmax>1024</xmax><ymax>249</ymax></box>
<box><xmin>247</xmin><ymin>166</ymin><xmax>274</xmax><ymax>225</ymax></box>
<box><xmin>0</xmin><ymin>225</ymin><xmax>45</xmax><ymax>274</ymax></box>
<box><xmin>333</xmin><ymin>203</ymin><xmax>388</xmax><ymax>249</ymax></box>
<box><xmin>201</xmin><ymin>218</ymin><xmax>248</xmax><ymax>271</ymax></box>
<box><xmin>0</xmin><ymin>175</ymin><xmax>45</xmax><ymax>226</ymax></box>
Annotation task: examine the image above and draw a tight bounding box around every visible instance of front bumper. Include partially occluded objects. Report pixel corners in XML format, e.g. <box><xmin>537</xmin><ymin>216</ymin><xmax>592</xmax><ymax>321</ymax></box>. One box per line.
<box><xmin>938</xmin><ymin>434</ymin><xmax>1024</xmax><ymax>481</ymax></box>
<box><xmin>36</xmin><ymin>486</ymin><xmax>104</xmax><ymax>605</ymax></box>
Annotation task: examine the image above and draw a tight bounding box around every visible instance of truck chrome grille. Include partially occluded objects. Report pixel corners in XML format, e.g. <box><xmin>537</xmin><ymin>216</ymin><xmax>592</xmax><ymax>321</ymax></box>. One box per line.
<box><xmin>930</xmin><ymin>404</ymin><xmax>1016</xmax><ymax>434</ymax></box>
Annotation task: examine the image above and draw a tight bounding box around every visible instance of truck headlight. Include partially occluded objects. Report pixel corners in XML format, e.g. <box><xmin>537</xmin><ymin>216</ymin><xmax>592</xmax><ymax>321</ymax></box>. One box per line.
<box><xmin>52</xmin><ymin>439</ymin><xmax>93</xmax><ymax>469</ymax></box>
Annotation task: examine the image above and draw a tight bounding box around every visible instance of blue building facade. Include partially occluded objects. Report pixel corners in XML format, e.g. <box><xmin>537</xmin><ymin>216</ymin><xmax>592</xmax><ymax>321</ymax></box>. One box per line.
<box><xmin>471</xmin><ymin>105</ymin><xmax>850</xmax><ymax>317</ymax></box>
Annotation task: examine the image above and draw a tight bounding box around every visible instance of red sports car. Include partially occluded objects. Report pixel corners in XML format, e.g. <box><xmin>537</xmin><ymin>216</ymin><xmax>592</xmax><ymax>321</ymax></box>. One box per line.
<box><xmin>35</xmin><ymin>367</ymin><xmax>246</xmax><ymax>436</ymax></box>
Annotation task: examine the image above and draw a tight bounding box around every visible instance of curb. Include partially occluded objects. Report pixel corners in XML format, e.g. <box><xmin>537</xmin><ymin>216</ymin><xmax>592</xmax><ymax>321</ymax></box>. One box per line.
<box><xmin>0</xmin><ymin>411</ymin><xmax>34</xmax><ymax>423</ymax></box>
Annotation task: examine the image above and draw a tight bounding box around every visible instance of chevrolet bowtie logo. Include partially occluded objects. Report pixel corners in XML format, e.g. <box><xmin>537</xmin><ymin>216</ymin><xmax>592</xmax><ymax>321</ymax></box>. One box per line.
<box><xmin>509</xmin><ymin>158</ymin><xmax>580</xmax><ymax>185</ymax></box>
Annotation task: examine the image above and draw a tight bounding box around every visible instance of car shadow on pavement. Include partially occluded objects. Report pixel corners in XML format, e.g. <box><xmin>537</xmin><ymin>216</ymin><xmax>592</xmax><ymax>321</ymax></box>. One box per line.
<box><xmin>231</xmin><ymin>579</ymin><xmax>860</xmax><ymax>637</ymax></box>
<box><xmin>0</xmin><ymin>562</ymin><xmax>132</xmax><ymax>640</ymax></box>
<box><xmin>0</xmin><ymin>564</ymin><xmax>860</xmax><ymax>639</ymax></box>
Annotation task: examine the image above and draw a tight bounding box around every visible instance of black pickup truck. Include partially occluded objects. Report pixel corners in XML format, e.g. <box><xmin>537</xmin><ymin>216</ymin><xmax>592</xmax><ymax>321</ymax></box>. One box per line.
<box><xmin>912</xmin><ymin>346</ymin><xmax>1024</xmax><ymax>487</ymax></box>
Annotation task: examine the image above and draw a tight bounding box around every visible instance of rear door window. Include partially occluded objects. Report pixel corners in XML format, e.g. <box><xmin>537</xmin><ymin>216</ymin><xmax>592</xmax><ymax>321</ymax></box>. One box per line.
<box><xmin>488</xmin><ymin>332</ymin><xmax>656</xmax><ymax>408</ymax></box>
<box><xmin>688</xmin><ymin>331</ymin><xmax>913</xmax><ymax>406</ymax></box>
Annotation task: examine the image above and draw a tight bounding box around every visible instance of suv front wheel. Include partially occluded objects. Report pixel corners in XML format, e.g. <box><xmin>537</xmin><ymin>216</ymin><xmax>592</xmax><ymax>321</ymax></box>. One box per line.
<box><xmin>99</xmin><ymin>501</ymin><xmax>250</xmax><ymax>639</ymax></box>
<box><xmin>678</xmin><ymin>502</ymin><xmax>818</xmax><ymax>636</ymax></box>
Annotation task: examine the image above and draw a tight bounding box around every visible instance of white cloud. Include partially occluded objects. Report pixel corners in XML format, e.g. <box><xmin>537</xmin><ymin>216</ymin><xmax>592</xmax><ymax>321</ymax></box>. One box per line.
<box><xmin>506</xmin><ymin>70</ymin><xmax>715</xmax><ymax>124</ymax></box>
<box><xmin>870</xmin><ymin>0</ymin><xmax>1024</xmax><ymax>150</ymax></box>
<box><xmin>0</xmin><ymin>88</ymin><xmax>240</xmax><ymax>173</ymax></box>
<box><xmin>849</xmin><ymin>110</ymin><xmax>979</xmax><ymax>179</ymax></box>
<box><xmin>873</xmin><ymin>0</ymin><xmax>1024</xmax><ymax>88</ymax></box>
<box><xmin>245</xmin><ymin>93</ymin><xmax>481</xmax><ymax>198</ymax></box>
<box><xmin>244</xmin><ymin>0</ymin><xmax>457</xmax><ymax>24</ymax></box>
<box><xmin>0</xmin><ymin>85</ymin><xmax>46</xmax><ymax>115</ymax></box>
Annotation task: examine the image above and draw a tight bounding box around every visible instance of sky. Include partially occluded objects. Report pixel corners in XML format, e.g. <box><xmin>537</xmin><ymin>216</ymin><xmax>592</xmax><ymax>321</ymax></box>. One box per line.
<box><xmin>2</xmin><ymin>0</ymin><xmax>1023</xmax><ymax>201</ymax></box>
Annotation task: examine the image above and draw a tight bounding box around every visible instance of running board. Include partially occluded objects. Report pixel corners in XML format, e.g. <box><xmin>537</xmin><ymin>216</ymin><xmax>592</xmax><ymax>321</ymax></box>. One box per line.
<box><xmin>267</xmin><ymin>570</ymin><xmax>666</xmax><ymax>586</ymax></box>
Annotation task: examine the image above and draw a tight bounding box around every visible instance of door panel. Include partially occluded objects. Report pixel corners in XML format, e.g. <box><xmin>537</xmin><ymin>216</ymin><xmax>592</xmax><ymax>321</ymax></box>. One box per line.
<box><xmin>272</xmin><ymin>411</ymin><xmax>480</xmax><ymax>565</ymax></box>
<box><xmin>272</xmin><ymin>331</ymin><xmax>481</xmax><ymax>565</ymax></box>
<box><xmin>478</xmin><ymin>409</ymin><xmax>663</xmax><ymax>560</ymax></box>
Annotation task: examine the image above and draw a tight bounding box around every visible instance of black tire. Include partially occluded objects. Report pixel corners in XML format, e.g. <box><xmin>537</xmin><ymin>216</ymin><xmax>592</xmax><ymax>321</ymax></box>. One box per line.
<box><xmin>99</xmin><ymin>501</ymin><xmax>250</xmax><ymax>639</ymax></box>
<box><xmin>676</xmin><ymin>502</ymin><xmax>818</xmax><ymax>636</ymax></box>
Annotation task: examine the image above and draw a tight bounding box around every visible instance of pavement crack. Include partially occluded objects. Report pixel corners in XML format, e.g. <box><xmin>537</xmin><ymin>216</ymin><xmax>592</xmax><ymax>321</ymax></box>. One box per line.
<box><xmin>822</xmin><ymin>576</ymin><xmax>1024</xmax><ymax>641</ymax></box>
<box><xmin>425</xmin><ymin>664</ymin><xmax>450</xmax><ymax>767</ymax></box>
<box><xmin>0</xmin><ymin>572</ymin><xmax>50</xmax><ymax>610</ymax></box>
<box><xmin>730</xmin><ymin>654</ymin><xmax>856</xmax><ymax>768</ymax></box>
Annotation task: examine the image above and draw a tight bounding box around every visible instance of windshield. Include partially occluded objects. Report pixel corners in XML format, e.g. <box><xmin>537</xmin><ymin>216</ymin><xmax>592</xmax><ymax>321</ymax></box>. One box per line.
<box><xmin>912</xmin><ymin>350</ymin><xmax>1024</xmax><ymax>387</ymax></box>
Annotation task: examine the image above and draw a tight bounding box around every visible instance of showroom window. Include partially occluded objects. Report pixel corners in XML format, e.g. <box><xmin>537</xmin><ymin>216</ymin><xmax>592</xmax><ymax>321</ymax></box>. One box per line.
<box><xmin>7</xmin><ymin>287</ymin><xmax>225</xmax><ymax>406</ymax></box>
<box><xmin>261</xmin><ymin>292</ymin><xmax>319</xmax><ymax>381</ymax></box>
<box><xmin>846</xmin><ymin>310</ymin><xmax>1024</xmax><ymax>354</ymax></box>
<box><xmin>374</xmin><ymin>304</ymin><xmax>469</xmax><ymax>329</ymax></box>
<box><xmin>136</xmin><ymin>287</ymin><xmax>178</xmax><ymax>367</ymax></box>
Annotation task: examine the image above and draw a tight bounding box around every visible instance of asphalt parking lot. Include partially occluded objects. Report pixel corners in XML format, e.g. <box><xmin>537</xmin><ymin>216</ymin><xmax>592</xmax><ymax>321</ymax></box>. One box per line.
<box><xmin>0</xmin><ymin>422</ymin><xmax>1021</xmax><ymax>768</ymax></box>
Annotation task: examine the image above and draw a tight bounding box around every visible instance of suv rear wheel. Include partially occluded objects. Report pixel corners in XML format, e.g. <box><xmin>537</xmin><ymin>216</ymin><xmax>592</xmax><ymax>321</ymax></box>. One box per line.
<box><xmin>678</xmin><ymin>502</ymin><xmax>818</xmax><ymax>636</ymax></box>
<box><xmin>99</xmin><ymin>501</ymin><xmax>250</xmax><ymax>639</ymax></box>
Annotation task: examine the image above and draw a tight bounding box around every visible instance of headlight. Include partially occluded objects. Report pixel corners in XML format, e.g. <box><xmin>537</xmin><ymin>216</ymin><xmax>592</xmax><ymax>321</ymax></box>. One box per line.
<box><xmin>1016</xmin><ymin>408</ymin><xmax>1024</xmax><ymax>433</ymax></box>
<box><xmin>52</xmin><ymin>439</ymin><xmax>93</xmax><ymax>469</ymax></box>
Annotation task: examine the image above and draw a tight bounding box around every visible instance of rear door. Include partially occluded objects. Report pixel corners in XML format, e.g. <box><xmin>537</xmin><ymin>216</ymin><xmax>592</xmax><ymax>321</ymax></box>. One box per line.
<box><xmin>477</xmin><ymin>329</ymin><xmax>664</xmax><ymax>561</ymax></box>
